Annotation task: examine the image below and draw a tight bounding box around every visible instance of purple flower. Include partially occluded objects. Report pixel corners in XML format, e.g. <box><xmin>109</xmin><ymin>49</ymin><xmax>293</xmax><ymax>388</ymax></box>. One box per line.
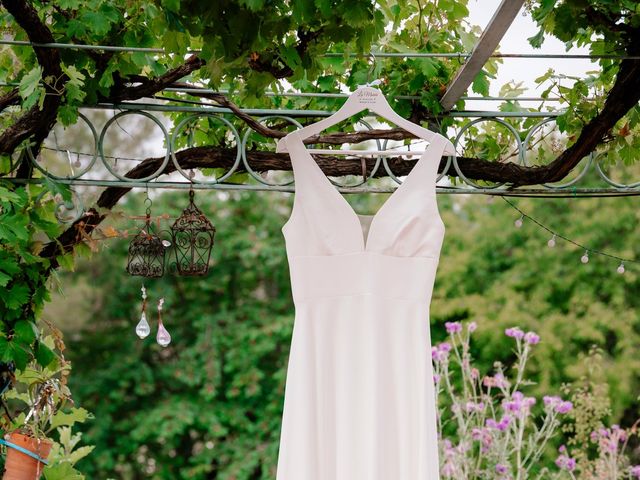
<box><xmin>556</xmin><ymin>451</ymin><xmax>576</xmax><ymax>471</ymax></box>
<box><xmin>486</xmin><ymin>415</ymin><xmax>511</xmax><ymax>432</ymax></box>
<box><xmin>503</xmin><ymin>391</ymin><xmax>535</xmax><ymax>416</ymax></box>
<box><xmin>524</xmin><ymin>331</ymin><xmax>540</xmax><ymax>344</ymax></box>
<box><xmin>556</xmin><ymin>401</ymin><xmax>573</xmax><ymax>414</ymax></box>
<box><xmin>612</xmin><ymin>424</ymin><xmax>627</xmax><ymax>442</ymax></box>
<box><xmin>471</xmin><ymin>427</ymin><xmax>493</xmax><ymax>452</ymax></box>
<box><xmin>630</xmin><ymin>465</ymin><xmax>640</xmax><ymax>478</ymax></box>
<box><xmin>505</xmin><ymin>327</ymin><xmax>525</xmax><ymax>339</ymax></box>
<box><xmin>483</xmin><ymin>372</ymin><xmax>509</xmax><ymax>389</ymax></box>
<box><xmin>445</xmin><ymin>322</ymin><xmax>462</xmax><ymax>334</ymax></box>
<box><xmin>432</xmin><ymin>342</ymin><xmax>452</xmax><ymax>362</ymax></box>
<box><xmin>543</xmin><ymin>395</ymin><xmax>561</xmax><ymax>407</ymax></box>
<box><xmin>465</xmin><ymin>401</ymin><xmax>485</xmax><ymax>413</ymax></box>
<box><xmin>495</xmin><ymin>464</ymin><xmax>508</xmax><ymax>474</ymax></box>
<box><xmin>497</xmin><ymin>416</ymin><xmax>511</xmax><ymax>431</ymax></box>
<box><xmin>468</xmin><ymin>321</ymin><xmax>477</xmax><ymax>332</ymax></box>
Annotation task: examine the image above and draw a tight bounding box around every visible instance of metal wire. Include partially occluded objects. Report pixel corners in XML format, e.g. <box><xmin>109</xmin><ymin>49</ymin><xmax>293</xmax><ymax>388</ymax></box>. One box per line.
<box><xmin>149</xmin><ymin>95</ymin><xmax>563</xmax><ymax>117</ymax></box>
<box><xmin>0</xmin><ymin>82</ymin><xmax>574</xmax><ymax>103</ymax></box>
<box><xmin>2</xmin><ymin>40</ymin><xmax>639</xmax><ymax>60</ymax></box>
<box><xmin>502</xmin><ymin>197</ymin><xmax>638</xmax><ymax>265</ymax></box>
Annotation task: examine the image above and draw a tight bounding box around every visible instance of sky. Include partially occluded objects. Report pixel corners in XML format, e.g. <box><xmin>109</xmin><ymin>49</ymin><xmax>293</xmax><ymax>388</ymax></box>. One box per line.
<box><xmin>465</xmin><ymin>0</ymin><xmax>595</xmax><ymax>110</ymax></box>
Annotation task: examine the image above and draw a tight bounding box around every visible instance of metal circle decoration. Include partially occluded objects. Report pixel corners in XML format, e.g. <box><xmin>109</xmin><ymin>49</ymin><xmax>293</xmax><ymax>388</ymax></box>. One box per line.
<box><xmin>241</xmin><ymin>115</ymin><xmax>303</xmax><ymax>187</ymax></box>
<box><xmin>378</xmin><ymin>135</ymin><xmax>452</xmax><ymax>186</ymax></box>
<box><xmin>28</xmin><ymin>112</ymin><xmax>99</xmax><ymax>180</ymax></box>
<box><xmin>169</xmin><ymin>189</ymin><xmax>216</xmax><ymax>276</ymax></box>
<box><xmin>453</xmin><ymin>117</ymin><xmax>524</xmax><ymax>189</ymax></box>
<box><xmin>53</xmin><ymin>188</ymin><xmax>85</xmax><ymax>224</ymax></box>
<box><xmin>170</xmin><ymin>113</ymin><xmax>242</xmax><ymax>184</ymax></box>
<box><xmin>99</xmin><ymin>110</ymin><xmax>171</xmax><ymax>182</ymax></box>
<box><xmin>522</xmin><ymin>118</ymin><xmax>592</xmax><ymax>189</ymax></box>
<box><xmin>320</xmin><ymin>119</ymin><xmax>383</xmax><ymax>188</ymax></box>
<box><xmin>594</xmin><ymin>152</ymin><xmax>640</xmax><ymax>189</ymax></box>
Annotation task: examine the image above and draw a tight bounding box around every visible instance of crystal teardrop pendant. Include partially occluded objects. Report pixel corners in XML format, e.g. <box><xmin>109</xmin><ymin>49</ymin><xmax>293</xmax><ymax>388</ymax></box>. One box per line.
<box><xmin>156</xmin><ymin>298</ymin><xmax>171</xmax><ymax>347</ymax></box>
<box><xmin>156</xmin><ymin>323</ymin><xmax>171</xmax><ymax>347</ymax></box>
<box><xmin>136</xmin><ymin>312</ymin><xmax>151</xmax><ymax>339</ymax></box>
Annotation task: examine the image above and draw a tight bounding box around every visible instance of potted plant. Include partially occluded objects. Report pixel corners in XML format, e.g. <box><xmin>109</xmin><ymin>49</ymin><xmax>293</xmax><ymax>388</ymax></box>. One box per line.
<box><xmin>1</xmin><ymin>341</ymin><xmax>90</xmax><ymax>480</ymax></box>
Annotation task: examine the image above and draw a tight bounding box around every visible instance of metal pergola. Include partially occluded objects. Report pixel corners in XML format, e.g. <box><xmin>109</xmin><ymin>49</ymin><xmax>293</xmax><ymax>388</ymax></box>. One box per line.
<box><xmin>4</xmin><ymin>0</ymin><xmax>640</xmax><ymax>213</ymax></box>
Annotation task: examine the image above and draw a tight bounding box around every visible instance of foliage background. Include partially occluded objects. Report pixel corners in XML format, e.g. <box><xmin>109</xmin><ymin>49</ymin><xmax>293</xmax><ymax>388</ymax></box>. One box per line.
<box><xmin>39</xmin><ymin>185</ymin><xmax>639</xmax><ymax>479</ymax></box>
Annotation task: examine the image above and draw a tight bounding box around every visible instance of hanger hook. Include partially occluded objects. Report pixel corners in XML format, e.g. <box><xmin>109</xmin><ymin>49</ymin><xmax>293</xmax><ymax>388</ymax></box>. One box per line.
<box><xmin>366</xmin><ymin>51</ymin><xmax>377</xmax><ymax>84</ymax></box>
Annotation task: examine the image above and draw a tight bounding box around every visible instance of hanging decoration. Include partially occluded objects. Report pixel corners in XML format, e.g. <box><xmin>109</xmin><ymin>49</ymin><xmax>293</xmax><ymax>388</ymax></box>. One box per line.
<box><xmin>503</xmin><ymin>197</ymin><xmax>637</xmax><ymax>274</ymax></box>
<box><xmin>156</xmin><ymin>298</ymin><xmax>171</xmax><ymax>347</ymax></box>
<box><xmin>126</xmin><ymin>198</ymin><xmax>168</xmax><ymax>277</ymax></box>
<box><xmin>169</xmin><ymin>189</ymin><xmax>216</xmax><ymax>276</ymax></box>
<box><xmin>128</xmin><ymin>190</ymin><xmax>217</xmax><ymax>347</ymax></box>
<box><xmin>135</xmin><ymin>284</ymin><xmax>151</xmax><ymax>339</ymax></box>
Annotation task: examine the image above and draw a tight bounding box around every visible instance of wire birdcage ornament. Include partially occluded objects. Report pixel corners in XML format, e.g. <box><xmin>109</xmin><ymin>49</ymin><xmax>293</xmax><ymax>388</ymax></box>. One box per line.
<box><xmin>126</xmin><ymin>198</ymin><xmax>168</xmax><ymax>277</ymax></box>
<box><xmin>169</xmin><ymin>189</ymin><xmax>216</xmax><ymax>276</ymax></box>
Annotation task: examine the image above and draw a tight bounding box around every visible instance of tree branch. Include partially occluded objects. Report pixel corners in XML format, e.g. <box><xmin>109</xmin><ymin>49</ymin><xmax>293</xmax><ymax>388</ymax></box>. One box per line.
<box><xmin>0</xmin><ymin>88</ymin><xmax>19</xmax><ymax>112</ymax></box>
<box><xmin>538</xmin><ymin>58</ymin><xmax>640</xmax><ymax>186</ymax></box>
<box><xmin>27</xmin><ymin>144</ymin><xmax>552</xmax><ymax>266</ymax></box>
<box><xmin>582</xmin><ymin>5</ymin><xmax>633</xmax><ymax>36</ymax></box>
<box><xmin>102</xmin><ymin>54</ymin><xmax>206</xmax><ymax>103</ymax></box>
<box><xmin>0</xmin><ymin>0</ymin><xmax>65</xmax><ymax>156</ymax></box>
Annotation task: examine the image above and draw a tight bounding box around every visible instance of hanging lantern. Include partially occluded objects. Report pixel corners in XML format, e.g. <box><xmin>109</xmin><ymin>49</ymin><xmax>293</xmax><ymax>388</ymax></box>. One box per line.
<box><xmin>126</xmin><ymin>200</ymin><xmax>167</xmax><ymax>277</ymax></box>
<box><xmin>170</xmin><ymin>189</ymin><xmax>216</xmax><ymax>276</ymax></box>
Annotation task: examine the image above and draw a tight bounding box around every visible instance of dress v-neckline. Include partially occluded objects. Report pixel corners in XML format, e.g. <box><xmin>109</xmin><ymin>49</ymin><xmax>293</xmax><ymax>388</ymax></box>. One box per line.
<box><xmin>289</xmin><ymin>132</ymin><xmax>443</xmax><ymax>252</ymax></box>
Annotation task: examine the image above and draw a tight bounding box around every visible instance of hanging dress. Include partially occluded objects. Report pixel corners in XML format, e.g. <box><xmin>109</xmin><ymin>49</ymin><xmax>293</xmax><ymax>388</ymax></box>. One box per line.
<box><xmin>276</xmin><ymin>130</ymin><xmax>446</xmax><ymax>480</ymax></box>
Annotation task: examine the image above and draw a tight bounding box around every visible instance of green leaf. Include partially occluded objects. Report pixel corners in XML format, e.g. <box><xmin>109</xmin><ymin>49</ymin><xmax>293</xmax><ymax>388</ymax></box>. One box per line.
<box><xmin>279</xmin><ymin>45</ymin><xmax>302</xmax><ymax>70</ymax></box>
<box><xmin>161</xmin><ymin>0</ymin><xmax>180</xmax><ymax>12</ymax></box>
<box><xmin>19</xmin><ymin>66</ymin><xmax>42</xmax><ymax>100</ymax></box>
<box><xmin>8</xmin><ymin>341</ymin><xmax>30</xmax><ymax>371</ymax></box>
<box><xmin>314</xmin><ymin>0</ymin><xmax>332</xmax><ymax>16</ymax></box>
<box><xmin>43</xmin><ymin>177</ymin><xmax>72</xmax><ymax>203</ymax></box>
<box><xmin>527</xmin><ymin>28</ymin><xmax>545</xmax><ymax>49</ymax></box>
<box><xmin>43</xmin><ymin>462</ymin><xmax>84</xmax><ymax>480</ymax></box>
<box><xmin>4</xmin><ymin>283</ymin><xmax>30</xmax><ymax>309</ymax></box>
<box><xmin>471</xmin><ymin>71</ymin><xmax>490</xmax><ymax>96</ymax></box>
<box><xmin>418</xmin><ymin>58</ymin><xmax>438</xmax><ymax>78</ymax></box>
<box><xmin>50</xmin><ymin>407</ymin><xmax>91</xmax><ymax>430</ymax></box>
<box><xmin>65</xmin><ymin>19</ymin><xmax>86</xmax><ymax>38</ymax></box>
<box><xmin>80</xmin><ymin>12</ymin><xmax>112</xmax><ymax>36</ymax></box>
<box><xmin>57</xmin><ymin>0</ymin><xmax>82</xmax><ymax>8</ymax></box>
<box><xmin>0</xmin><ymin>338</ymin><xmax>9</xmax><ymax>360</ymax></box>
<box><xmin>0</xmin><ymin>215</ymin><xmax>29</xmax><ymax>242</ymax></box>
<box><xmin>0</xmin><ymin>187</ymin><xmax>20</xmax><ymax>203</ymax></box>
<box><xmin>57</xmin><ymin>105</ymin><xmax>78</xmax><ymax>126</ymax></box>
<box><xmin>61</xmin><ymin>64</ymin><xmax>85</xmax><ymax>85</ymax></box>
<box><xmin>14</xmin><ymin>320</ymin><xmax>37</xmax><ymax>345</ymax></box>
<box><xmin>0</xmin><ymin>255</ymin><xmax>20</xmax><ymax>275</ymax></box>
<box><xmin>35</xmin><ymin>342</ymin><xmax>57</xmax><ymax>368</ymax></box>
<box><xmin>57</xmin><ymin>253</ymin><xmax>75</xmax><ymax>272</ymax></box>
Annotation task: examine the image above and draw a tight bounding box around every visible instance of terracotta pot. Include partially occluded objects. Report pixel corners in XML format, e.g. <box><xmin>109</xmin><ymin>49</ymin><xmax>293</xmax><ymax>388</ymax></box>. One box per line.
<box><xmin>2</xmin><ymin>432</ymin><xmax>52</xmax><ymax>480</ymax></box>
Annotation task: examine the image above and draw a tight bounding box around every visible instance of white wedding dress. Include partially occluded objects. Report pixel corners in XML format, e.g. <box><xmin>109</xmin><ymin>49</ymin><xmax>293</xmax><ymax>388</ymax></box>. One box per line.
<box><xmin>276</xmin><ymin>130</ymin><xmax>446</xmax><ymax>479</ymax></box>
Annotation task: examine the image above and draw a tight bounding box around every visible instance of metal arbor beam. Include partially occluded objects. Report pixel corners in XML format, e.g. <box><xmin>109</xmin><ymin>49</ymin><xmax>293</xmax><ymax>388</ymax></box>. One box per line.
<box><xmin>440</xmin><ymin>0</ymin><xmax>526</xmax><ymax>110</ymax></box>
